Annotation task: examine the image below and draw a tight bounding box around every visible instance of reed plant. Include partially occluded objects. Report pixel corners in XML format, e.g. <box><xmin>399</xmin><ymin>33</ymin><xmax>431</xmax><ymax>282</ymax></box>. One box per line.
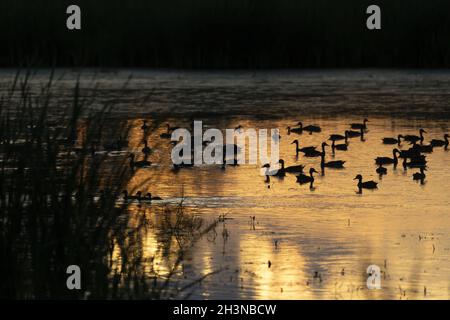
<box><xmin>0</xmin><ymin>71</ymin><xmax>218</xmax><ymax>299</ymax></box>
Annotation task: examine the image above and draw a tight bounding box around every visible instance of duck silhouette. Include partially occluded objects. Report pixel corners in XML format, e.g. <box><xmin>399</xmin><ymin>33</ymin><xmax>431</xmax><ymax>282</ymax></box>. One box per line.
<box><xmin>279</xmin><ymin>159</ymin><xmax>305</xmax><ymax>174</ymax></box>
<box><xmin>430</xmin><ymin>134</ymin><xmax>449</xmax><ymax>148</ymax></box>
<box><xmin>261</xmin><ymin>162</ymin><xmax>285</xmax><ymax>177</ymax></box>
<box><xmin>404</xmin><ymin>129</ymin><xmax>426</xmax><ymax>144</ymax></box>
<box><xmin>328</xmin><ymin>133</ymin><xmax>346</xmax><ymax>142</ymax></box>
<box><xmin>332</xmin><ymin>138</ymin><xmax>348</xmax><ymax>152</ymax></box>
<box><xmin>297</xmin><ymin>122</ymin><xmax>321</xmax><ymax>134</ymax></box>
<box><xmin>350</xmin><ymin>118</ymin><xmax>369</xmax><ymax>130</ymax></box>
<box><xmin>287</xmin><ymin>125</ymin><xmax>302</xmax><ymax>135</ymax></box>
<box><xmin>346</xmin><ymin>129</ymin><xmax>362</xmax><ymax>139</ymax></box>
<box><xmin>144</xmin><ymin>192</ymin><xmax>163</xmax><ymax>201</ymax></box>
<box><xmin>121</xmin><ymin>190</ymin><xmax>142</xmax><ymax>201</ymax></box>
<box><xmin>375</xmin><ymin>149</ymin><xmax>400</xmax><ymax>166</ymax></box>
<box><xmin>354</xmin><ymin>175</ymin><xmax>378</xmax><ymax>190</ymax></box>
<box><xmin>320</xmin><ymin>144</ymin><xmax>345</xmax><ymax>168</ymax></box>
<box><xmin>296</xmin><ymin>168</ymin><xmax>318</xmax><ymax>186</ymax></box>
<box><xmin>382</xmin><ymin>135</ymin><xmax>403</xmax><ymax>146</ymax></box>
<box><xmin>302</xmin><ymin>142</ymin><xmax>327</xmax><ymax>158</ymax></box>
<box><xmin>291</xmin><ymin>139</ymin><xmax>317</xmax><ymax>156</ymax></box>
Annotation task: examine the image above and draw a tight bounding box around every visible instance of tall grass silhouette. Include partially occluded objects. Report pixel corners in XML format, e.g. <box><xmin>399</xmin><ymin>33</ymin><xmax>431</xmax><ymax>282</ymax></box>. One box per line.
<box><xmin>0</xmin><ymin>71</ymin><xmax>218</xmax><ymax>299</ymax></box>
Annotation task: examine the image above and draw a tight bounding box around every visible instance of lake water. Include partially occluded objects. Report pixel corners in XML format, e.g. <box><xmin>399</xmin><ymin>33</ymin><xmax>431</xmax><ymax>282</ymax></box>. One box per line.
<box><xmin>1</xmin><ymin>69</ymin><xmax>450</xmax><ymax>299</ymax></box>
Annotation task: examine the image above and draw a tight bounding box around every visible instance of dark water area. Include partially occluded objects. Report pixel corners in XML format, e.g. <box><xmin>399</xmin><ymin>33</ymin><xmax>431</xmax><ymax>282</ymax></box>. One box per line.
<box><xmin>1</xmin><ymin>69</ymin><xmax>450</xmax><ymax>120</ymax></box>
<box><xmin>1</xmin><ymin>69</ymin><xmax>450</xmax><ymax>299</ymax></box>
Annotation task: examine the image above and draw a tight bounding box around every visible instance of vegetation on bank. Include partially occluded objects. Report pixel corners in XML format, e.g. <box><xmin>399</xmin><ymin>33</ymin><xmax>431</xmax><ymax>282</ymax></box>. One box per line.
<box><xmin>0</xmin><ymin>0</ymin><xmax>449</xmax><ymax>68</ymax></box>
<box><xmin>0</xmin><ymin>71</ymin><xmax>217</xmax><ymax>299</ymax></box>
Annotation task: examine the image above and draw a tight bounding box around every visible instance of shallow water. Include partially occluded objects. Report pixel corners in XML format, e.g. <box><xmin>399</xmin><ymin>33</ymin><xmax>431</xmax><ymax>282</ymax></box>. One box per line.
<box><xmin>2</xmin><ymin>69</ymin><xmax>450</xmax><ymax>299</ymax></box>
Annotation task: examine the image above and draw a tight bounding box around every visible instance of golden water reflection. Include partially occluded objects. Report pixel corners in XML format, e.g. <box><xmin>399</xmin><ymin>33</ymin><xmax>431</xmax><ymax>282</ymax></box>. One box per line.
<box><xmin>119</xmin><ymin>116</ymin><xmax>450</xmax><ymax>299</ymax></box>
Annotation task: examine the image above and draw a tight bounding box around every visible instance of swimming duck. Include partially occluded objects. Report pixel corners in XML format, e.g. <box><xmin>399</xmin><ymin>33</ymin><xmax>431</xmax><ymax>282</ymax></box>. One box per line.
<box><xmin>144</xmin><ymin>192</ymin><xmax>162</xmax><ymax>201</ymax></box>
<box><xmin>297</xmin><ymin>122</ymin><xmax>322</xmax><ymax>134</ymax></box>
<box><xmin>350</xmin><ymin>118</ymin><xmax>369</xmax><ymax>130</ymax></box>
<box><xmin>287</xmin><ymin>125</ymin><xmax>302</xmax><ymax>135</ymax></box>
<box><xmin>382</xmin><ymin>135</ymin><xmax>403</xmax><ymax>145</ymax></box>
<box><xmin>346</xmin><ymin>129</ymin><xmax>363</xmax><ymax>138</ymax></box>
<box><xmin>375</xmin><ymin>149</ymin><xmax>400</xmax><ymax>166</ymax></box>
<box><xmin>415</xmin><ymin>143</ymin><xmax>433</xmax><ymax>153</ymax></box>
<box><xmin>398</xmin><ymin>144</ymin><xmax>422</xmax><ymax>159</ymax></box>
<box><xmin>430</xmin><ymin>134</ymin><xmax>449</xmax><ymax>147</ymax></box>
<box><xmin>404</xmin><ymin>155</ymin><xmax>427</xmax><ymax>168</ymax></box>
<box><xmin>261</xmin><ymin>162</ymin><xmax>285</xmax><ymax>177</ymax></box>
<box><xmin>141</xmin><ymin>140</ymin><xmax>152</xmax><ymax>156</ymax></box>
<box><xmin>354</xmin><ymin>174</ymin><xmax>378</xmax><ymax>189</ymax></box>
<box><xmin>296</xmin><ymin>168</ymin><xmax>318</xmax><ymax>184</ymax></box>
<box><xmin>279</xmin><ymin>159</ymin><xmax>305</xmax><ymax>173</ymax></box>
<box><xmin>303</xmin><ymin>142</ymin><xmax>327</xmax><ymax>157</ymax></box>
<box><xmin>291</xmin><ymin>139</ymin><xmax>317</xmax><ymax>156</ymax></box>
<box><xmin>320</xmin><ymin>145</ymin><xmax>345</xmax><ymax>168</ymax></box>
<box><xmin>403</xmin><ymin>129</ymin><xmax>426</xmax><ymax>144</ymax></box>
<box><xmin>376</xmin><ymin>164</ymin><xmax>387</xmax><ymax>175</ymax></box>
<box><xmin>331</xmin><ymin>139</ymin><xmax>348</xmax><ymax>152</ymax></box>
<box><xmin>328</xmin><ymin>133</ymin><xmax>346</xmax><ymax>142</ymax></box>
<box><xmin>128</xmin><ymin>154</ymin><xmax>151</xmax><ymax>169</ymax></box>
<box><xmin>122</xmin><ymin>190</ymin><xmax>142</xmax><ymax>201</ymax></box>
<box><xmin>412</xmin><ymin>167</ymin><xmax>426</xmax><ymax>181</ymax></box>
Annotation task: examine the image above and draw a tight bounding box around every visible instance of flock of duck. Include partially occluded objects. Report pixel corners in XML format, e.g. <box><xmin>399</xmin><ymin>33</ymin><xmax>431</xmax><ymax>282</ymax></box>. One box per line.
<box><xmin>120</xmin><ymin>118</ymin><xmax>449</xmax><ymax>200</ymax></box>
<box><xmin>262</xmin><ymin>119</ymin><xmax>449</xmax><ymax>192</ymax></box>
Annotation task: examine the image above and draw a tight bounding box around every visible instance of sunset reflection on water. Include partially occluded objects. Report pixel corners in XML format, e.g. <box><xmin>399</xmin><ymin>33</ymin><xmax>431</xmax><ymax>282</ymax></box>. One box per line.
<box><xmin>119</xmin><ymin>116</ymin><xmax>450</xmax><ymax>299</ymax></box>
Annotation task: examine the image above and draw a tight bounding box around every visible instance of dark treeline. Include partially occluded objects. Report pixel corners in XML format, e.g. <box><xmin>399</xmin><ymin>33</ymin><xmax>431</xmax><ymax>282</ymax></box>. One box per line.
<box><xmin>1</xmin><ymin>0</ymin><xmax>450</xmax><ymax>68</ymax></box>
